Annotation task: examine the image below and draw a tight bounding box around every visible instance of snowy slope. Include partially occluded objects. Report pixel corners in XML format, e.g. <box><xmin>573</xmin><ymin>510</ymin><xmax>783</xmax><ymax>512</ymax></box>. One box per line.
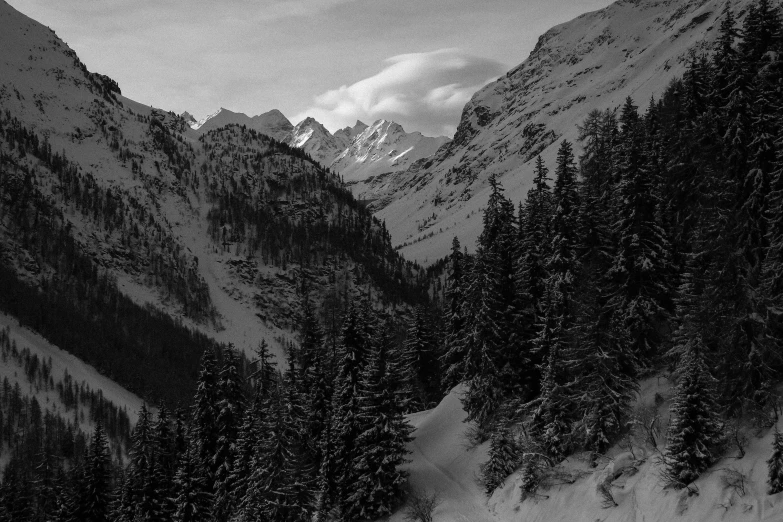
<box><xmin>372</xmin><ymin>0</ymin><xmax>756</xmax><ymax>265</ymax></box>
<box><xmin>191</xmin><ymin>107</ymin><xmax>294</xmax><ymax>141</ymax></box>
<box><xmin>393</xmin><ymin>386</ymin><xmax>494</xmax><ymax>522</ymax></box>
<box><xmin>0</xmin><ymin>314</ymin><xmax>145</xmax><ymax>425</ymax></box>
<box><xmin>333</xmin><ymin>119</ymin><xmax>450</xmax><ymax>184</ymax></box>
<box><xmin>393</xmin><ymin>381</ymin><xmax>783</xmax><ymax>522</ymax></box>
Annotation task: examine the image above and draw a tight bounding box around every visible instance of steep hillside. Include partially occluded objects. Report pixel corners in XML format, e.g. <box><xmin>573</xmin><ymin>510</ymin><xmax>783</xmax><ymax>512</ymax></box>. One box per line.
<box><xmin>388</xmin><ymin>383</ymin><xmax>783</xmax><ymax>522</ymax></box>
<box><xmin>0</xmin><ymin>0</ymin><xmax>428</xmax><ymax>405</ymax></box>
<box><xmin>369</xmin><ymin>0</ymin><xmax>756</xmax><ymax>264</ymax></box>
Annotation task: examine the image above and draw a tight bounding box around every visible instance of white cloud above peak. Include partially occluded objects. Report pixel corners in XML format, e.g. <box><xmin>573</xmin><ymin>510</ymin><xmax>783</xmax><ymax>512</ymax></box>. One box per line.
<box><xmin>294</xmin><ymin>48</ymin><xmax>505</xmax><ymax>137</ymax></box>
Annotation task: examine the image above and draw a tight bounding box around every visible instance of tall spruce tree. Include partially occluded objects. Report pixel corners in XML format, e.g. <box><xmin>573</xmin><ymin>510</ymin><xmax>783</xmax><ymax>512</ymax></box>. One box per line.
<box><xmin>172</xmin><ymin>440</ymin><xmax>212</xmax><ymax>522</ymax></box>
<box><xmin>213</xmin><ymin>347</ymin><xmax>246</xmax><ymax>521</ymax></box>
<box><xmin>663</xmin><ymin>341</ymin><xmax>724</xmax><ymax>487</ymax></box>
<box><xmin>81</xmin><ymin>422</ymin><xmax>111</xmax><ymax>522</ymax></box>
<box><xmin>609</xmin><ymin>97</ymin><xmax>673</xmax><ymax>365</ymax></box>
<box><xmin>322</xmin><ymin>302</ymin><xmax>370</xmax><ymax>517</ymax></box>
<box><xmin>768</xmin><ymin>425</ymin><xmax>783</xmax><ymax>495</ymax></box>
<box><xmin>346</xmin><ymin>326</ymin><xmax>412</xmax><ymax>520</ymax></box>
<box><xmin>481</xmin><ymin>425</ymin><xmax>522</xmax><ymax>495</ymax></box>
<box><xmin>441</xmin><ymin>237</ymin><xmax>468</xmax><ymax>392</ymax></box>
<box><xmin>192</xmin><ymin>348</ymin><xmax>220</xmax><ymax>496</ymax></box>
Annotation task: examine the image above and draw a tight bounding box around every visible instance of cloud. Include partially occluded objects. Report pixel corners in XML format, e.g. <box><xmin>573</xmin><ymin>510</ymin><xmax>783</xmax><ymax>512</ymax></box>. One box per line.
<box><xmin>293</xmin><ymin>48</ymin><xmax>505</xmax><ymax>137</ymax></box>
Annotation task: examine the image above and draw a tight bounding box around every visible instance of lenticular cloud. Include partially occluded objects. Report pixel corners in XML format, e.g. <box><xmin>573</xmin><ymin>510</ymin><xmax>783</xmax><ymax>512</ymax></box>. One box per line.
<box><xmin>298</xmin><ymin>48</ymin><xmax>505</xmax><ymax>137</ymax></box>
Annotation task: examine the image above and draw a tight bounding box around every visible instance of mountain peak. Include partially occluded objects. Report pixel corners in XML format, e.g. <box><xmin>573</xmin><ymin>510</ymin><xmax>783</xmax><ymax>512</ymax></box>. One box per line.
<box><xmin>190</xmin><ymin>107</ymin><xmax>292</xmax><ymax>140</ymax></box>
<box><xmin>332</xmin><ymin>119</ymin><xmax>449</xmax><ymax>183</ymax></box>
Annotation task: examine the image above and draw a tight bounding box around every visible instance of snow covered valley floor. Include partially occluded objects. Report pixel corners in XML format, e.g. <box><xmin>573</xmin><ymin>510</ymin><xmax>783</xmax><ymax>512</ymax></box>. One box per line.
<box><xmin>395</xmin><ymin>381</ymin><xmax>783</xmax><ymax>522</ymax></box>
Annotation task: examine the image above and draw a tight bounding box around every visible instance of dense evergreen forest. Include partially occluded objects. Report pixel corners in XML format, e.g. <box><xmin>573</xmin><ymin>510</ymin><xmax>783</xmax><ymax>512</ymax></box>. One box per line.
<box><xmin>443</xmin><ymin>0</ymin><xmax>783</xmax><ymax>495</ymax></box>
<box><xmin>0</xmin><ymin>298</ymin><xmax>419</xmax><ymax>521</ymax></box>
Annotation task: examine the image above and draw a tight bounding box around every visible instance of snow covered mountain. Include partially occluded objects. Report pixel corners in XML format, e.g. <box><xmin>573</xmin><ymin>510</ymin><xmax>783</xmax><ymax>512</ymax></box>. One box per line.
<box><xmin>371</xmin><ymin>0</ymin><xmax>757</xmax><ymax>264</ymax></box>
<box><xmin>334</xmin><ymin>119</ymin><xmax>369</xmax><ymax>143</ymax></box>
<box><xmin>288</xmin><ymin>116</ymin><xmax>352</xmax><ymax>166</ymax></box>
<box><xmin>191</xmin><ymin>106</ymin><xmax>294</xmax><ymax>141</ymax></box>
<box><xmin>185</xmin><ymin>108</ymin><xmax>447</xmax><ymax>185</ymax></box>
<box><xmin>181</xmin><ymin>110</ymin><xmax>198</xmax><ymax>127</ymax></box>
<box><xmin>333</xmin><ymin>119</ymin><xmax>450</xmax><ymax>183</ymax></box>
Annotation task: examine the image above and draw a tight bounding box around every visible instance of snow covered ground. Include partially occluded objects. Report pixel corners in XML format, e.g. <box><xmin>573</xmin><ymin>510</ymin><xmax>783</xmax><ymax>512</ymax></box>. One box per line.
<box><xmin>394</xmin><ymin>380</ymin><xmax>783</xmax><ymax>522</ymax></box>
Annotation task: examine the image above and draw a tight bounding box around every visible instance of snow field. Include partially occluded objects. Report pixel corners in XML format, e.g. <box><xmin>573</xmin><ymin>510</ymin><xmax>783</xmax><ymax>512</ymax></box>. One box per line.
<box><xmin>396</xmin><ymin>378</ymin><xmax>783</xmax><ymax>522</ymax></box>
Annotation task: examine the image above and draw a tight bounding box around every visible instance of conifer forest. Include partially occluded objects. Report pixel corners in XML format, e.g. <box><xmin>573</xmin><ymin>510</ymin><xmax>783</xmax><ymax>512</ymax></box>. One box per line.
<box><xmin>5</xmin><ymin>1</ymin><xmax>783</xmax><ymax>521</ymax></box>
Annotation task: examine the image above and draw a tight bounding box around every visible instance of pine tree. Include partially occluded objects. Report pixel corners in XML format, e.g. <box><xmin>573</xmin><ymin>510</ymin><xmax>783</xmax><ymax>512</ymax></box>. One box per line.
<box><xmin>213</xmin><ymin>346</ymin><xmax>246</xmax><ymax>521</ymax></box>
<box><xmin>82</xmin><ymin>421</ymin><xmax>111</xmax><ymax>522</ymax></box>
<box><xmin>768</xmin><ymin>426</ymin><xmax>783</xmax><ymax>495</ymax></box>
<box><xmin>240</xmin><ymin>384</ymin><xmax>289</xmax><ymax>522</ymax></box>
<box><xmin>402</xmin><ymin>305</ymin><xmax>437</xmax><ymax>411</ymax></box>
<box><xmin>126</xmin><ymin>404</ymin><xmax>161</xmax><ymax>522</ymax></box>
<box><xmin>663</xmin><ymin>341</ymin><xmax>725</xmax><ymax>487</ymax></box>
<box><xmin>526</xmin><ymin>141</ymin><xmax>582</xmax><ymax>454</ymax></box>
<box><xmin>461</xmin><ymin>247</ymin><xmax>505</xmax><ymax>430</ymax></box>
<box><xmin>440</xmin><ymin>237</ymin><xmax>469</xmax><ymax>392</ymax></box>
<box><xmin>172</xmin><ymin>443</ymin><xmax>212</xmax><ymax>522</ymax></box>
<box><xmin>480</xmin><ymin>175</ymin><xmax>529</xmax><ymax>401</ymax></box>
<box><xmin>280</xmin><ymin>355</ymin><xmax>317</xmax><ymax>521</ymax></box>
<box><xmin>517</xmin><ymin>156</ymin><xmax>552</xmax><ymax>316</ymax></box>
<box><xmin>326</xmin><ymin>302</ymin><xmax>371</xmax><ymax>517</ymax></box>
<box><xmin>482</xmin><ymin>426</ymin><xmax>522</xmax><ymax>495</ymax></box>
<box><xmin>346</xmin><ymin>325</ymin><xmax>412</xmax><ymax>520</ymax></box>
<box><xmin>303</xmin><ymin>329</ymin><xmax>333</xmax><ymax>495</ymax></box>
<box><xmin>566</xmin><ymin>305</ymin><xmax>638</xmax><ymax>464</ymax></box>
<box><xmin>153</xmin><ymin>405</ymin><xmax>176</xmax><ymax>519</ymax></box>
<box><xmin>609</xmin><ymin>97</ymin><xmax>673</xmax><ymax>365</ymax></box>
<box><xmin>527</xmin><ymin>335</ymin><xmax>571</xmax><ymax>460</ymax></box>
<box><xmin>192</xmin><ymin>348</ymin><xmax>220</xmax><ymax>496</ymax></box>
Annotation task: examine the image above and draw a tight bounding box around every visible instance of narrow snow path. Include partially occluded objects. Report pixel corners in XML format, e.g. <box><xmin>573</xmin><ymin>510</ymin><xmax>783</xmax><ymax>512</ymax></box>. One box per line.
<box><xmin>391</xmin><ymin>387</ymin><xmax>498</xmax><ymax>522</ymax></box>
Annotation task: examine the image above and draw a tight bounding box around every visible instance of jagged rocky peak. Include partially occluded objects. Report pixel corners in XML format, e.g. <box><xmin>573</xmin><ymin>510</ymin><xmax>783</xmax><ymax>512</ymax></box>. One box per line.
<box><xmin>331</xmin><ymin>118</ymin><xmax>450</xmax><ymax>183</ymax></box>
<box><xmin>334</xmin><ymin>120</ymin><xmax>369</xmax><ymax>141</ymax></box>
<box><xmin>288</xmin><ymin>116</ymin><xmax>347</xmax><ymax>166</ymax></box>
<box><xmin>181</xmin><ymin>111</ymin><xmax>198</xmax><ymax>126</ymax></box>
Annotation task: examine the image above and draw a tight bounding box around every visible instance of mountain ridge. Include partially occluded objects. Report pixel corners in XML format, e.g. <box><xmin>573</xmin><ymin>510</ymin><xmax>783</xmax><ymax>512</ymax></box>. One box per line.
<box><xmin>367</xmin><ymin>0</ymin><xmax>754</xmax><ymax>264</ymax></box>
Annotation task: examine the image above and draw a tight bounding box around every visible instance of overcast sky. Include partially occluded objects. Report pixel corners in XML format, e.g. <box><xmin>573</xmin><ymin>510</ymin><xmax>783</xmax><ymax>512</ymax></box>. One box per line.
<box><xmin>8</xmin><ymin>0</ymin><xmax>613</xmax><ymax>137</ymax></box>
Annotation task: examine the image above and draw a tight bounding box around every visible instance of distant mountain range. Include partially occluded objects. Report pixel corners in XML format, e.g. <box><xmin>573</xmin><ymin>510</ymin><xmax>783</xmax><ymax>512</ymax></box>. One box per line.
<box><xmin>183</xmin><ymin>108</ymin><xmax>450</xmax><ymax>184</ymax></box>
